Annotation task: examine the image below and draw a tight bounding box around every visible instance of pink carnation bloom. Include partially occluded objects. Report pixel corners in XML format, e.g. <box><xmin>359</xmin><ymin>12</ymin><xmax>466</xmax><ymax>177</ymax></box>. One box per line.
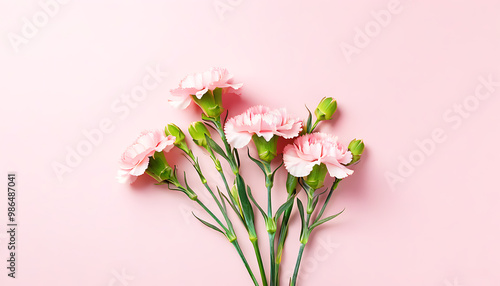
<box><xmin>117</xmin><ymin>130</ymin><xmax>176</xmax><ymax>184</ymax></box>
<box><xmin>283</xmin><ymin>133</ymin><xmax>353</xmax><ymax>179</ymax></box>
<box><xmin>169</xmin><ymin>67</ymin><xmax>243</xmax><ymax>109</ymax></box>
<box><xmin>225</xmin><ymin>105</ymin><xmax>303</xmax><ymax>148</ymax></box>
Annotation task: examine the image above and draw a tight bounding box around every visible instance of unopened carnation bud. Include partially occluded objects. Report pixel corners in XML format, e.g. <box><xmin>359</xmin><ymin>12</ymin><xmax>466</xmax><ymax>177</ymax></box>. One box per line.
<box><xmin>165</xmin><ymin>124</ymin><xmax>189</xmax><ymax>153</ymax></box>
<box><xmin>348</xmin><ymin>139</ymin><xmax>364</xmax><ymax>165</ymax></box>
<box><xmin>348</xmin><ymin>139</ymin><xmax>364</xmax><ymax>155</ymax></box>
<box><xmin>188</xmin><ymin>121</ymin><xmax>211</xmax><ymax>148</ymax></box>
<box><xmin>314</xmin><ymin>97</ymin><xmax>337</xmax><ymax>121</ymax></box>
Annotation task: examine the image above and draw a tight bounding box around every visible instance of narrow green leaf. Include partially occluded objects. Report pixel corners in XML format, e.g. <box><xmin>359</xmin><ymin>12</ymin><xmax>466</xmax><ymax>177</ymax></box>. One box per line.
<box><xmin>233</xmin><ymin>148</ymin><xmax>241</xmax><ymax>168</ymax></box>
<box><xmin>192</xmin><ymin>212</ymin><xmax>224</xmax><ymax>234</ymax></box>
<box><xmin>247</xmin><ymin>148</ymin><xmax>266</xmax><ymax>174</ymax></box>
<box><xmin>274</xmin><ymin>196</ymin><xmax>294</xmax><ymax>219</ymax></box>
<box><xmin>297</xmin><ymin>198</ymin><xmax>306</xmax><ymax>236</ymax></box>
<box><xmin>310</xmin><ymin>209</ymin><xmax>345</xmax><ymax>231</ymax></box>
<box><xmin>305</xmin><ymin>105</ymin><xmax>313</xmax><ymax>133</ymax></box>
<box><xmin>206</xmin><ymin>135</ymin><xmax>229</xmax><ymax>161</ymax></box>
<box><xmin>235</xmin><ymin>175</ymin><xmax>257</xmax><ymax>238</ymax></box>
<box><xmin>314</xmin><ymin>180</ymin><xmax>342</xmax><ymax>224</ymax></box>
<box><xmin>247</xmin><ymin>187</ymin><xmax>267</xmax><ymax>220</ymax></box>
<box><xmin>270</xmin><ymin>161</ymin><xmax>284</xmax><ymax>182</ymax></box>
<box><xmin>312</xmin><ymin>195</ymin><xmax>319</xmax><ymax>211</ymax></box>
<box><xmin>219</xmin><ymin>190</ymin><xmax>246</xmax><ymax>227</ymax></box>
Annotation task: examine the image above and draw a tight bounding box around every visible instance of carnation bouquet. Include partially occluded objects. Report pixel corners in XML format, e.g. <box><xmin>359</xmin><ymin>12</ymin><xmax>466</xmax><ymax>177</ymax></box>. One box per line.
<box><xmin>117</xmin><ymin>68</ymin><xmax>365</xmax><ymax>286</ymax></box>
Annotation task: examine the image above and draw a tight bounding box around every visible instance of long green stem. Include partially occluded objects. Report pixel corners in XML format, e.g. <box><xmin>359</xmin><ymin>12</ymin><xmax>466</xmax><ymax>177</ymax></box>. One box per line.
<box><xmin>269</xmin><ymin>233</ymin><xmax>276</xmax><ymax>286</ymax></box>
<box><xmin>232</xmin><ymin>241</ymin><xmax>260</xmax><ymax>286</ymax></box>
<box><xmin>252</xmin><ymin>240</ymin><xmax>268</xmax><ymax>286</ymax></box>
<box><xmin>290</xmin><ymin>244</ymin><xmax>306</xmax><ymax>286</ymax></box>
<box><xmin>275</xmin><ymin>193</ymin><xmax>294</xmax><ymax>286</ymax></box>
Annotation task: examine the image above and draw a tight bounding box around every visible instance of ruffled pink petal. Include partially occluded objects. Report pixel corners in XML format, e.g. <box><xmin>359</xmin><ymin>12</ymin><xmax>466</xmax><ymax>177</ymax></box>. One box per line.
<box><xmin>224</xmin><ymin>105</ymin><xmax>302</xmax><ymax>148</ymax></box>
<box><xmin>129</xmin><ymin>157</ymin><xmax>150</xmax><ymax>176</ymax></box>
<box><xmin>225</xmin><ymin>120</ymin><xmax>253</xmax><ymax>148</ymax></box>
<box><xmin>155</xmin><ymin>135</ymin><xmax>176</xmax><ymax>152</ymax></box>
<box><xmin>325</xmin><ymin>162</ymin><xmax>353</xmax><ymax>179</ymax></box>
<box><xmin>283</xmin><ymin>144</ymin><xmax>318</xmax><ymax>177</ymax></box>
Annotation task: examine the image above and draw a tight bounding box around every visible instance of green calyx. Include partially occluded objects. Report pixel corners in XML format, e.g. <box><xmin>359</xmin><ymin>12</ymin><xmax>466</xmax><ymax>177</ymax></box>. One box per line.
<box><xmin>252</xmin><ymin>134</ymin><xmax>278</xmax><ymax>163</ymax></box>
<box><xmin>145</xmin><ymin>151</ymin><xmax>175</xmax><ymax>183</ymax></box>
<box><xmin>314</xmin><ymin>97</ymin><xmax>337</xmax><ymax>121</ymax></box>
<box><xmin>304</xmin><ymin>163</ymin><xmax>328</xmax><ymax>190</ymax></box>
<box><xmin>191</xmin><ymin>88</ymin><xmax>224</xmax><ymax>118</ymax></box>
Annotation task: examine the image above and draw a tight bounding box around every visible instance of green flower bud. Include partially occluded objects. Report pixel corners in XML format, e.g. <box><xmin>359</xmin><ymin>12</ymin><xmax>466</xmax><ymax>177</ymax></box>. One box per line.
<box><xmin>314</xmin><ymin>97</ymin><xmax>337</xmax><ymax>121</ymax></box>
<box><xmin>165</xmin><ymin>124</ymin><xmax>189</xmax><ymax>153</ymax></box>
<box><xmin>304</xmin><ymin>163</ymin><xmax>328</xmax><ymax>190</ymax></box>
<box><xmin>252</xmin><ymin>135</ymin><xmax>278</xmax><ymax>163</ymax></box>
<box><xmin>145</xmin><ymin>151</ymin><xmax>175</xmax><ymax>183</ymax></box>
<box><xmin>188</xmin><ymin>121</ymin><xmax>211</xmax><ymax>148</ymax></box>
<box><xmin>348</xmin><ymin>139</ymin><xmax>364</xmax><ymax>155</ymax></box>
<box><xmin>191</xmin><ymin>88</ymin><xmax>224</xmax><ymax>118</ymax></box>
<box><xmin>348</xmin><ymin>139</ymin><xmax>364</xmax><ymax>165</ymax></box>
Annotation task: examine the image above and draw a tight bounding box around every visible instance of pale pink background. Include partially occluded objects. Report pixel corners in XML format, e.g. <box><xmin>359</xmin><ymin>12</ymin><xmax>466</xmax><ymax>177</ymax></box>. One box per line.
<box><xmin>1</xmin><ymin>0</ymin><xmax>500</xmax><ymax>285</ymax></box>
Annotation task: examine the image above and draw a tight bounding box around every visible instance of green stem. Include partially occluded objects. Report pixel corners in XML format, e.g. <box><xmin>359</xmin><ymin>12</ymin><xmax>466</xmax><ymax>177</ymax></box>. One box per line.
<box><xmin>310</xmin><ymin>119</ymin><xmax>320</xmax><ymax>132</ymax></box>
<box><xmin>275</xmin><ymin>194</ymin><xmax>294</xmax><ymax>286</ymax></box>
<box><xmin>269</xmin><ymin>233</ymin><xmax>276</xmax><ymax>286</ymax></box>
<box><xmin>252</xmin><ymin>240</ymin><xmax>269</xmax><ymax>286</ymax></box>
<box><xmin>290</xmin><ymin>244</ymin><xmax>306</xmax><ymax>286</ymax></box>
<box><xmin>232</xmin><ymin>241</ymin><xmax>260</xmax><ymax>286</ymax></box>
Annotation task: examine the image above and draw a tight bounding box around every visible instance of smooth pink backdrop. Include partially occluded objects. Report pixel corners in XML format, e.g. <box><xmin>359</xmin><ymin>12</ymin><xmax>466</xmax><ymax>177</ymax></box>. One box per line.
<box><xmin>1</xmin><ymin>0</ymin><xmax>500</xmax><ymax>285</ymax></box>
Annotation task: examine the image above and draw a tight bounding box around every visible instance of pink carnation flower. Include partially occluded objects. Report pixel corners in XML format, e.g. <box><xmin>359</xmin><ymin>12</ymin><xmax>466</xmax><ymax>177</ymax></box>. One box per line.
<box><xmin>169</xmin><ymin>67</ymin><xmax>243</xmax><ymax>109</ymax></box>
<box><xmin>225</xmin><ymin>105</ymin><xmax>303</xmax><ymax>148</ymax></box>
<box><xmin>283</xmin><ymin>133</ymin><xmax>353</xmax><ymax>179</ymax></box>
<box><xmin>117</xmin><ymin>130</ymin><xmax>176</xmax><ymax>184</ymax></box>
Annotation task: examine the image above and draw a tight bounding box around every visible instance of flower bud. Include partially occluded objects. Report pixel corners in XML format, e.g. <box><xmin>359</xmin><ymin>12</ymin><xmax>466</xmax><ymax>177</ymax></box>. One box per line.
<box><xmin>188</xmin><ymin>121</ymin><xmax>211</xmax><ymax>148</ymax></box>
<box><xmin>191</xmin><ymin>88</ymin><xmax>224</xmax><ymax>118</ymax></box>
<box><xmin>348</xmin><ymin>139</ymin><xmax>364</xmax><ymax>165</ymax></box>
<box><xmin>165</xmin><ymin>124</ymin><xmax>189</xmax><ymax>153</ymax></box>
<box><xmin>348</xmin><ymin>139</ymin><xmax>364</xmax><ymax>155</ymax></box>
<box><xmin>304</xmin><ymin>163</ymin><xmax>328</xmax><ymax>190</ymax></box>
<box><xmin>252</xmin><ymin>135</ymin><xmax>278</xmax><ymax>163</ymax></box>
<box><xmin>314</xmin><ymin>97</ymin><xmax>337</xmax><ymax>121</ymax></box>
